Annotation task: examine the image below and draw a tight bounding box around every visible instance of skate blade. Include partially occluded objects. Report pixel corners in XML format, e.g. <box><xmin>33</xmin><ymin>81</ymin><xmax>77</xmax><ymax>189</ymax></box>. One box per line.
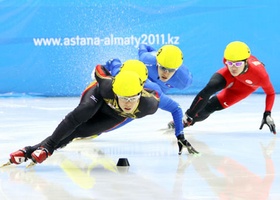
<box><xmin>26</xmin><ymin>161</ymin><xmax>36</xmax><ymax>168</ymax></box>
<box><xmin>0</xmin><ymin>161</ymin><xmax>12</xmax><ymax>168</ymax></box>
<box><xmin>73</xmin><ymin>135</ymin><xmax>97</xmax><ymax>141</ymax></box>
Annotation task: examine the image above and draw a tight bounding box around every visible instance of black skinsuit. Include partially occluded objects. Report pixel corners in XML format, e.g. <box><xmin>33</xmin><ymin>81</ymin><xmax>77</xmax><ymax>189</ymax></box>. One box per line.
<box><xmin>26</xmin><ymin>65</ymin><xmax>159</xmax><ymax>157</ymax></box>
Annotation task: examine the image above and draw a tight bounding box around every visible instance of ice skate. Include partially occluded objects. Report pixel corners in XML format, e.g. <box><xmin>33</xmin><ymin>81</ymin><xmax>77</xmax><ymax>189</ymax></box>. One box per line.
<box><xmin>30</xmin><ymin>147</ymin><xmax>51</xmax><ymax>164</ymax></box>
<box><xmin>1</xmin><ymin>147</ymin><xmax>33</xmax><ymax>167</ymax></box>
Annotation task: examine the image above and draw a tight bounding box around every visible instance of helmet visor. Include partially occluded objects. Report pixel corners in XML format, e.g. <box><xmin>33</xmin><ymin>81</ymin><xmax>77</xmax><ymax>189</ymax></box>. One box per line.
<box><xmin>157</xmin><ymin>63</ymin><xmax>177</xmax><ymax>73</ymax></box>
<box><xmin>225</xmin><ymin>60</ymin><xmax>244</xmax><ymax>68</ymax></box>
<box><xmin>117</xmin><ymin>93</ymin><xmax>141</xmax><ymax>102</ymax></box>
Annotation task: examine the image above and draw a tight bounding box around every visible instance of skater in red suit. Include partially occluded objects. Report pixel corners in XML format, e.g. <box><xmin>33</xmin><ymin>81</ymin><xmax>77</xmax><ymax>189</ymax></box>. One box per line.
<box><xmin>6</xmin><ymin>60</ymin><xmax>198</xmax><ymax>167</ymax></box>
<box><xmin>169</xmin><ymin>41</ymin><xmax>276</xmax><ymax>134</ymax></box>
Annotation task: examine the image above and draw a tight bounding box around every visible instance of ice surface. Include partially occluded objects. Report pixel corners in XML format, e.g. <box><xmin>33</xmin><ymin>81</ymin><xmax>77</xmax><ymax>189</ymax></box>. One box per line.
<box><xmin>0</xmin><ymin>94</ymin><xmax>279</xmax><ymax>200</ymax></box>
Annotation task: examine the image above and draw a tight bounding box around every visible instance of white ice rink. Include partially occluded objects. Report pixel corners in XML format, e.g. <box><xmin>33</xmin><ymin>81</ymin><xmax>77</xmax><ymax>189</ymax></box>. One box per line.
<box><xmin>0</xmin><ymin>94</ymin><xmax>279</xmax><ymax>200</ymax></box>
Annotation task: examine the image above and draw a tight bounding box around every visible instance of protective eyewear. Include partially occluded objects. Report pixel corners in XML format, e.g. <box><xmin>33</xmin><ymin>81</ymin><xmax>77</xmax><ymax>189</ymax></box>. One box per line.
<box><xmin>117</xmin><ymin>94</ymin><xmax>141</xmax><ymax>102</ymax></box>
<box><xmin>157</xmin><ymin>63</ymin><xmax>177</xmax><ymax>73</ymax></box>
<box><xmin>225</xmin><ymin>60</ymin><xmax>244</xmax><ymax>67</ymax></box>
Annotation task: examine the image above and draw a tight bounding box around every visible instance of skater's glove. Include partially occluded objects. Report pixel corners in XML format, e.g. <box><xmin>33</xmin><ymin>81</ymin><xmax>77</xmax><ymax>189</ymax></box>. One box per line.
<box><xmin>177</xmin><ymin>134</ymin><xmax>199</xmax><ymax>155</ymax></box>
<box><xmin>168</xmin><ymin>121</ymin><xmax>175</xmax><ymax>129</ymax></box>
<box><xmin>259</xmin><ymin>111</ymin><xmax>276</xmax><ymax>134</ymax></box>
<box><xmin>183</xmin><ymin>113</ymin><xmax>193</xmax><ymax>128</ymax></box>
<box><xmin>105</xmin><ymin>58</ymin><xmax>113</xmax><ymax>68</ymax></box>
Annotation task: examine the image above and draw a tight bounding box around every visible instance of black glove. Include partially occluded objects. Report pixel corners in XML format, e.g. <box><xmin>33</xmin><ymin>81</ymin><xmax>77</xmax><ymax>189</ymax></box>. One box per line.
<box><xmin>259</xmin><ymin>111</ymin><xmax>276</xmax><ymax>134</ymax></box>
<box><xmin>177</xmin><ymin>134</ymin><xmax>199</xmax><ymax>155</ymax></box>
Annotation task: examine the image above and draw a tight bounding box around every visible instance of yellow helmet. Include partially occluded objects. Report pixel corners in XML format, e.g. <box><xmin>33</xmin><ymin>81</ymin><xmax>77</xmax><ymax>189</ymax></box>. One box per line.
<box><xmin>156</xmin><ymin>45</ymin><xmax>183</xmax><ymax>69</ymax></box>
<box><xmin>120</xmin><ymin>59</ymin><xmax>148</xmax><ymax>82</ymax></box>
<box><xmin>224</xmin><ymin>41</ymin><xmax>251</xmax><ymax>61</ymax></box>
<box><xmin>112</xmin><ymin>71</ymin><xmax>143</xmax><ymax>97</ymax></box>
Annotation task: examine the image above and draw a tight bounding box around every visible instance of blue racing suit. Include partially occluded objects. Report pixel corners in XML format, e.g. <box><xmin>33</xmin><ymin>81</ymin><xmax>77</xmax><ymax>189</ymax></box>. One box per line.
<box><xmin>138</xmin><ymin>44</ymin><xmax>193</xmax><ymax>93</ymax></box>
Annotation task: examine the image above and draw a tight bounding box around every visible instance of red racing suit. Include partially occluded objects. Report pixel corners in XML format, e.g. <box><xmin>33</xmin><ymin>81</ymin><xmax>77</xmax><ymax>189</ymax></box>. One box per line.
<box><xmin>187</xmin><ymin>55</ymin><xmax>275</xmax><ymax>123</ymax></box>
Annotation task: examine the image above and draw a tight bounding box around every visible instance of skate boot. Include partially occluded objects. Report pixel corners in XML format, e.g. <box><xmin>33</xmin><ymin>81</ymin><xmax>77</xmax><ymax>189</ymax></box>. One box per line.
<box><xmin>31</xmin><ymin>147</ymin><xmax>51</xmax><ymax>164</ymax></box>
<box><xmin>9</xmin><ymin>146</ymin><xmax>32</xmax><ymax>165</ymax></box>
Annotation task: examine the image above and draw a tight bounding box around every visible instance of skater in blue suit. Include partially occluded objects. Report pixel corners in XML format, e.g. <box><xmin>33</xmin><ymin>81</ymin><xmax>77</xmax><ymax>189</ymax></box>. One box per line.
<box><xmin>104</xmin><ymin>44</ymin><xmax>193</xmax><ymax>155</ymax></box>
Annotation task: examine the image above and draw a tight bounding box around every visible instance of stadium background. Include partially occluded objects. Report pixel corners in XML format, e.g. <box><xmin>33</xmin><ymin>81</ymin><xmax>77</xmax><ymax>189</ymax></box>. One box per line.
<box><xmin>1</xmin><ymin>0</ymin><xmax>279</xmax><ymax>96</ymax></box>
